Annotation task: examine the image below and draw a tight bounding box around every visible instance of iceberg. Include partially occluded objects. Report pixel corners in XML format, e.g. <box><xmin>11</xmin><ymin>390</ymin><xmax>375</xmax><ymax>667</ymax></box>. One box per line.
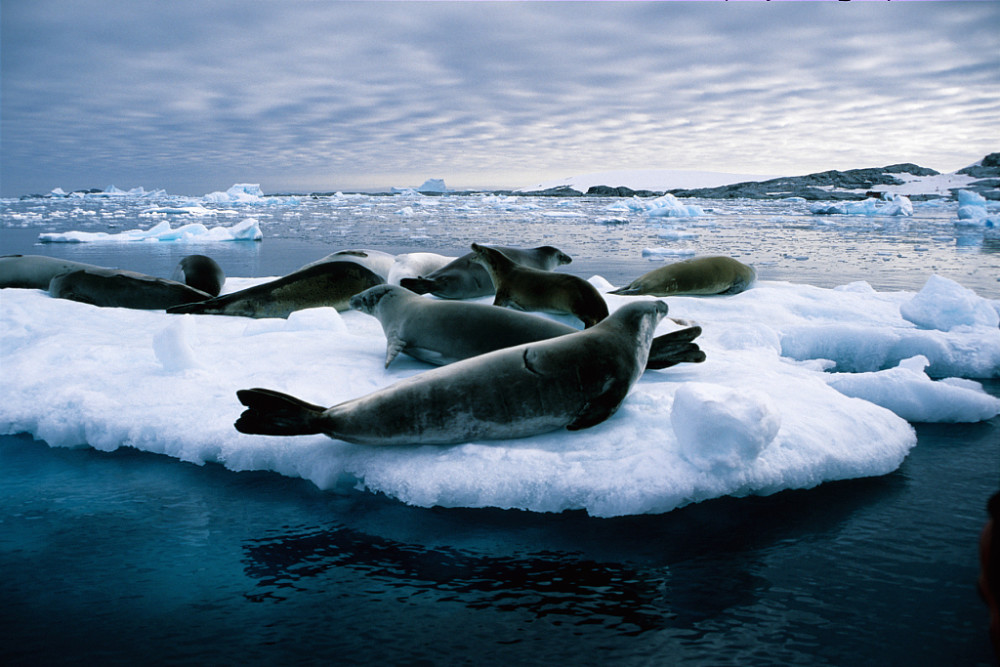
<box><xmin>810</xmin><ymin>193</ymin><xmax>913</xmax><ymax>217</ymax></box>
<box><xmin>202</xmin><ymin>183</ymin><xmax>290</xmax><ymax>205</ymax></box>
<box><xmin>37</xmin><ymin>218</ymin><xmax>263</xmax><ymax>243</ymax></box>
<box><xmin>642</xmin><ymin>193</ymin><xmax>706</xmax><ymax>218</ymax></box>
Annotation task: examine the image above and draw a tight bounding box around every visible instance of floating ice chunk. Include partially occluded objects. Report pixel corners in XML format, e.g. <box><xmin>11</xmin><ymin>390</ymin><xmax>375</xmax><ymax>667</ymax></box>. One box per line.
<box><xmin>153</xmin><ymin>316</ymin><xmax>203</xmax><ymax>372</ymax></box>
<box><xmin>811</xmin><ymin>195</ymin><xmax>913</xmax><ymax>216</ymax></box>
<box><xmin>958</xmin><ymin>190</ymin><xmax>988</xmax><ymax>207</ymax></box>
<box><xmin>141</xmin><ymin>205</ymin><xmax>216</xmax><ymax>216</ymax></box>
<box><xmin>37</xmin><ymin>218</ymin><xmax>262</xmax><ymax>243</ymax></box>
<box><xmin>899</xmin><ymin>275</ymin><xmax>999</xmax><ymax>331</ymax></box>
<box><xmin>202</xmin><ymin>183</ymin><xmax>274</xmax><ymax>204</ymax></box>
<box><xmin>824</xmin><ymin>355</ymin><xmax>1000</xmax><ymax>422</ymax></box>
<box><xmin>654</xmin><ymin>229</ymin><xmax>699</xmax><ymax>240</ymax></box>
<box><xmin>672</xmin><ymin>382</ymin><xmax>781</xmax><ymax>471</ymax></box>
<box><xmin>642</xmin><ymin>247</ymin><xmax>697</xmax><ymax>258</ymax></box>
<box><xmin>643</xmin><ymin>193</ymin><xmax>706</xmax><ymax>218</ymax></box>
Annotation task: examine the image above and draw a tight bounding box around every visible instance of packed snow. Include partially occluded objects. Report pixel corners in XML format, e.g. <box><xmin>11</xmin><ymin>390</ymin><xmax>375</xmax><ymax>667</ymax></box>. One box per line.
<box><xmin>1</xmin><ymin>271</ymin><xmax>997</xmax><ymax>517</ymax></box>
<box><xmin>37</xmin><ymin>218</ymin><xmax>263</xmax><ymax>243</ymax></box>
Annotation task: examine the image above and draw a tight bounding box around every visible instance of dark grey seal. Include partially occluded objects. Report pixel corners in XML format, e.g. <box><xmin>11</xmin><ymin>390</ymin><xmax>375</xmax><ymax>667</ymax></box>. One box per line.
<box><xmin>48</xmin><ymin>268</ymin><xmax>212</xmax><ymax>310</ymax></box>
<box><xmin>168</xmin><ymin>261</ymin><xmax>384</xmax><ymax>318</ymax></box>
<box><xmin>399</xmin><ymin>245</ymin><xmax>572</xmax><ymax>300</ymax></box>
<box><xmin>235</xmin><ymin>300</ymin><xmax>672</xmax><ymax>445</ymax></box>
<box><xmin>350</xmin><ymin>284</ymin><xmax>704</xmax><ymax>370</ymax></box>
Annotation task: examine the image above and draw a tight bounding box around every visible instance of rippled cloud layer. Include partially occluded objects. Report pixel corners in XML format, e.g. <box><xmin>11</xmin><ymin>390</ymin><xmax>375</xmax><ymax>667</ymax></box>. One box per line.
<box><xmin>2</xmin><ymin>1</ymin><xmax>997</xmax><ymax>195</ymax></box>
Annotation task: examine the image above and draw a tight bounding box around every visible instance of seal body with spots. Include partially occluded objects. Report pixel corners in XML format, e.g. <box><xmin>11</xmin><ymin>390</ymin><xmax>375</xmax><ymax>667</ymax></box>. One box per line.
<box><xmin>470</xmin><ymin>243</ymin><xmax>609</xmax><ymax>328</ymax></box>
<box><xmin>350</xmin><ymin>284</ymin><xmax>704</xmax><ymax>370</ymax></box>
<box><xmin>399</xmin><ymin>245</ymin><xmax>572</xmax><ymax>300</ymax></box>
<box><xmin>235</xmin><ymin>300</ymin><xmax>670</xmax><ymax>445</ymax></box>
<box><xmin>168</xmin><ymin>261</ymin><xmax>383</xmax><ymax>318</ymax></box>
<box><xmin>610</xmin><ymin>256</ymin><xmax>756</xmax><ymax>297</ymax></box>
<box><xmin>48</xmin><ymin>268</ymin><xmax>212</xmax><ymax>310</ymax></box>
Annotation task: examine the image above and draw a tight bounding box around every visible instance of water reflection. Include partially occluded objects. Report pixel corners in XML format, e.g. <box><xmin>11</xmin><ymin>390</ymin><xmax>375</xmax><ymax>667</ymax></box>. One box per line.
<box><xmin>241</xmin><ymin>475</ymin><xmax>901</xmax><ymax>636</ymax></box>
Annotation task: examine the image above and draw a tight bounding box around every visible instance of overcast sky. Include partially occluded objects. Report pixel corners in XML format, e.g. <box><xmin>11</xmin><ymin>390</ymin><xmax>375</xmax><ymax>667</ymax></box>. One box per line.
<box><xmin>2</xmin><ymin>1</ymin><xmax>998</xmax><ymax>196</ymax></box>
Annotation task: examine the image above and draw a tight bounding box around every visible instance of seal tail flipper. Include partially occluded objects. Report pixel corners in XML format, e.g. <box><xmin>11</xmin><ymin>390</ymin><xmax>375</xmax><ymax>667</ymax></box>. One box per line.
<box><xmin>645</xmin><ymin>326</ymin><xmax>706</xmax><ymax>370</ymax></box>
<box><xmin>607</xmin><ymin>284</ymin><xmax>640</xmax><ymax>296</ymax></box>
<box><xmin>235</xmin><ymin>388</ymin><xmax>327</xmax><ymax>436</ymax></box>
<box><xmin>398</xmin><ymin>277</ymin><xmax>433</xmax><ymax>294</ymax></box>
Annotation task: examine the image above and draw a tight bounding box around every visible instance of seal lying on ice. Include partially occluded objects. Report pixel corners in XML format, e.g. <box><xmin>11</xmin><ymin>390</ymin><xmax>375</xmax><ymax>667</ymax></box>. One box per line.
<box><xmin>399</xmin><ymin>245</ymin><xmax>572</xmax><ymax>300</ymax></box>
<box><xmin>609</xmin><ymin>256</ymin><xmax>756</xmax><ymax>297</ymax></box>
<box><xmin>350</xmin><ymin>284</ymin><xmax>704</xmax><ymax>370</ymax></box>
<box><xmin>168</xmin><ymin>261</ymin><xmax>384</xmax><ymax>318</ymax></box>
<box><xmin>47</xmin><ymin>268</ymin><xmax>212</xmax><ymax>310</ymax></box>
<box><xmin>235</xmin><ymin>300</ymin><xmax>671</xmax><ymax>445</ymax></box>
<box><xmin>470</xmin><ymin>243</ymin><xmax>609</xmax><ymax>327</ymax></box>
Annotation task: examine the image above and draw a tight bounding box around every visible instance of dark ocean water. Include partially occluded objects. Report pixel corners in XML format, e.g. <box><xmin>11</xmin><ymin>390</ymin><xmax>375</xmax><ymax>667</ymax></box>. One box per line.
<box><xmin>1</xmin><ymin>194</ymin><xmax>999</xmax><ymax>664</ymax></box>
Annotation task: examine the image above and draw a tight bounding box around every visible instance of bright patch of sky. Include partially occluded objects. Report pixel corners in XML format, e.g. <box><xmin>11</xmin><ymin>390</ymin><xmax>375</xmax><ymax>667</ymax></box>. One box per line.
<box><xmin>1</xmin><ymin>1</ymin><xmax>998</xmax><ymax>196</ymax></box>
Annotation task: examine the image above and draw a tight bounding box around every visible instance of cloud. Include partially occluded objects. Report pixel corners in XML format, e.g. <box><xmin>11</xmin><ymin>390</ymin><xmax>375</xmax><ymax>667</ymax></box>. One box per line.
<box><xmin>2</xmin><ymin>1</ymin><xmax>998</xmax><ymax>195</ymax></box>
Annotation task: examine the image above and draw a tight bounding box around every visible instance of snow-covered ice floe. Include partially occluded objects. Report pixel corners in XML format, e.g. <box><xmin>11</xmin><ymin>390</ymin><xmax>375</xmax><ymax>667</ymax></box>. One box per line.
<box><xmin>0</xmin><ymin>274</ymin><xmax>997</xmax><ymax>517</ymax></box>
<box><xmin>37</xmin><ymin>218</ymin><xmax>263</xmax><ymax>243</ymax></box>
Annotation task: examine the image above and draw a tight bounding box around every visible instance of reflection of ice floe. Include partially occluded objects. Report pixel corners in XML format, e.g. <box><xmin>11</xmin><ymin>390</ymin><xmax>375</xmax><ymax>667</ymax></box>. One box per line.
<box><xmin>38</xmin><ymin>218</ymin><xmax>263</xmax><ymax>243</ymax></box>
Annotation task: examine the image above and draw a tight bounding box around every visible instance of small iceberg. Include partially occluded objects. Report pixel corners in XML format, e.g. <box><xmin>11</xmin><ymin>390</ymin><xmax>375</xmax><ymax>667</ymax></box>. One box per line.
<box><xmin>38</xmin><ymin>218</ymin><xmax>263</xmax><ymax>243</ymax></box>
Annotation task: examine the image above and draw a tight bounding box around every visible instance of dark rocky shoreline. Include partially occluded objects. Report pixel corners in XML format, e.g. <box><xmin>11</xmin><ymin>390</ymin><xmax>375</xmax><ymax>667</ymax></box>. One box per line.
<box><xmin>20</xmin><ymin>153</ymin><xmax>999</xmax><ymax>203</ymax></box>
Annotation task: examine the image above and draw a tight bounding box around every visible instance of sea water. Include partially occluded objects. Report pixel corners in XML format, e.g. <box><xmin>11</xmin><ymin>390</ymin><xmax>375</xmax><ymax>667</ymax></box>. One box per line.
<box><xmin>1</xmin><ymin>191</ymin><xmax>998</xmax><ymax>664</ymax></box>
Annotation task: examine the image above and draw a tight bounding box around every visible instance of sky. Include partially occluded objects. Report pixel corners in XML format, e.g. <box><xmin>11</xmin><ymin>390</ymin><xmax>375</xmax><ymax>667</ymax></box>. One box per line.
<box><xmin>1</xmin><ymin>1</ymin><xmax>998</xmax><ymax>197</ymax></box>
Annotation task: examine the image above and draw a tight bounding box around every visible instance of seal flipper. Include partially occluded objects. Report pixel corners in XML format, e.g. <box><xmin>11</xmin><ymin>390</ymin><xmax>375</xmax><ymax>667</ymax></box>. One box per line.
<box><xmin>384</xmin><ymin>332</ymin><xmax>407</xmax><ymax>368</ymax></box>
<box><xmin>398</xmin><ymin>277</ymin><xmax>434</xmax><ymax>295</ymax></box>
<box><xmin>608</xmin><ymin>283</ymin><xmax>640</xmax><ymax>296</ymax></box>
<box><xmin>645</xmin><ymin>326</ymin><xmax>706</xmax><ymax>370</ymax></box>
<box><xmin>235</xmin><ymin>388</ymin><xmax>327</xmax><ymax>435</ymax></box>
<box><xmin>567</xmin><ymin>382</ymin><xmax>630</xmax><ymax>431</ymax></box>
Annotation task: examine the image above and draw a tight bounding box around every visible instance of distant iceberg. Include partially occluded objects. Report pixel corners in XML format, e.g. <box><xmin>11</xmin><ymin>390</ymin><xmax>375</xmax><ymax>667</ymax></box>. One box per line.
<box><xmin>202</xmin><ymin>183</ymin><xmax>293</xmax><ymax>205</ymax></box>
<box><xmin>417</xmin><ymin>178</ymin><xmax>448</xmax><ymax>193</ymax></box>
<box><xmin>810</xmin><ymin>193</ymin><xmax>913</xmax><ymax>217</ymax></box>
<box><xmin>642</xmin><ymin>193</ymin><xmax>706</xmax><ymax>218</ymax></box>
<box><xmin>38</xmin><ymin>218</ymin><xmax>263</xmax><ymax>243</ymax></box>
<box><xmin>56</xmin><ymin>185</ymin><xmax>168</xmax><ymax>199</ymax></box>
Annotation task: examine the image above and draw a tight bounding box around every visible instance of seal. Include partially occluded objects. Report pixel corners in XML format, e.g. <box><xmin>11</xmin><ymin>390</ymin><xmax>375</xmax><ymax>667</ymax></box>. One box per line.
<box><xmin>470</xmin><ymin>243</ymin><xmax>609</xmax><ymax>328</ymax></box>
<box><xmin>299</xmin><ymin>249</ymin><xmax>396</xmax><ymax>281</ymax></box>
<box><xmin>234</xmin><ymin>299</ymin><xmax>670</xmax><ymax>445</ymax></box>
<box><xmin>171</xmin><ymin>254</ymin><xmax>225</xmax><ymax>296</ymax></box>
<box><xmin>350</xmin><ymin>284</ymin><xmax>705</xmax><ymax>369</ymax></box>
<box><xmin>167</xmin><ymin>261</ymin><xmax>384</xmax><ymax>318</ymax></box>
<box><xmin>399</xmin><ymin>245</ymin><xmax>572</xmax><ymax>300</ymax></box>
<box><xmin>48</xmin><ymin>268</ymin><xmax>212</xmax><ymax>310</ymax></box>
<box><xmin>610</xmin><ymin>256</ymin><xmax>756</xmax><ymax>297</ymax></box>
<box><xmin>0</xmin><ymin>255</ymin><xmax>105</xmax><ymax>289</ymax></box>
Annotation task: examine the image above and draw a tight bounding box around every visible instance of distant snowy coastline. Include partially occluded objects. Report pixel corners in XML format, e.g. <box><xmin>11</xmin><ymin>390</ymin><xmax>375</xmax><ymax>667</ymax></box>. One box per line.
<box><xmin>517</xmin><ymin>169</ymin><xmax>777</xmax><ymax>195</ymax></box>
<box><xmin>17</xmin><ymin>152</ymin><xmax>999</xmax><ymax>202</ymax></box>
